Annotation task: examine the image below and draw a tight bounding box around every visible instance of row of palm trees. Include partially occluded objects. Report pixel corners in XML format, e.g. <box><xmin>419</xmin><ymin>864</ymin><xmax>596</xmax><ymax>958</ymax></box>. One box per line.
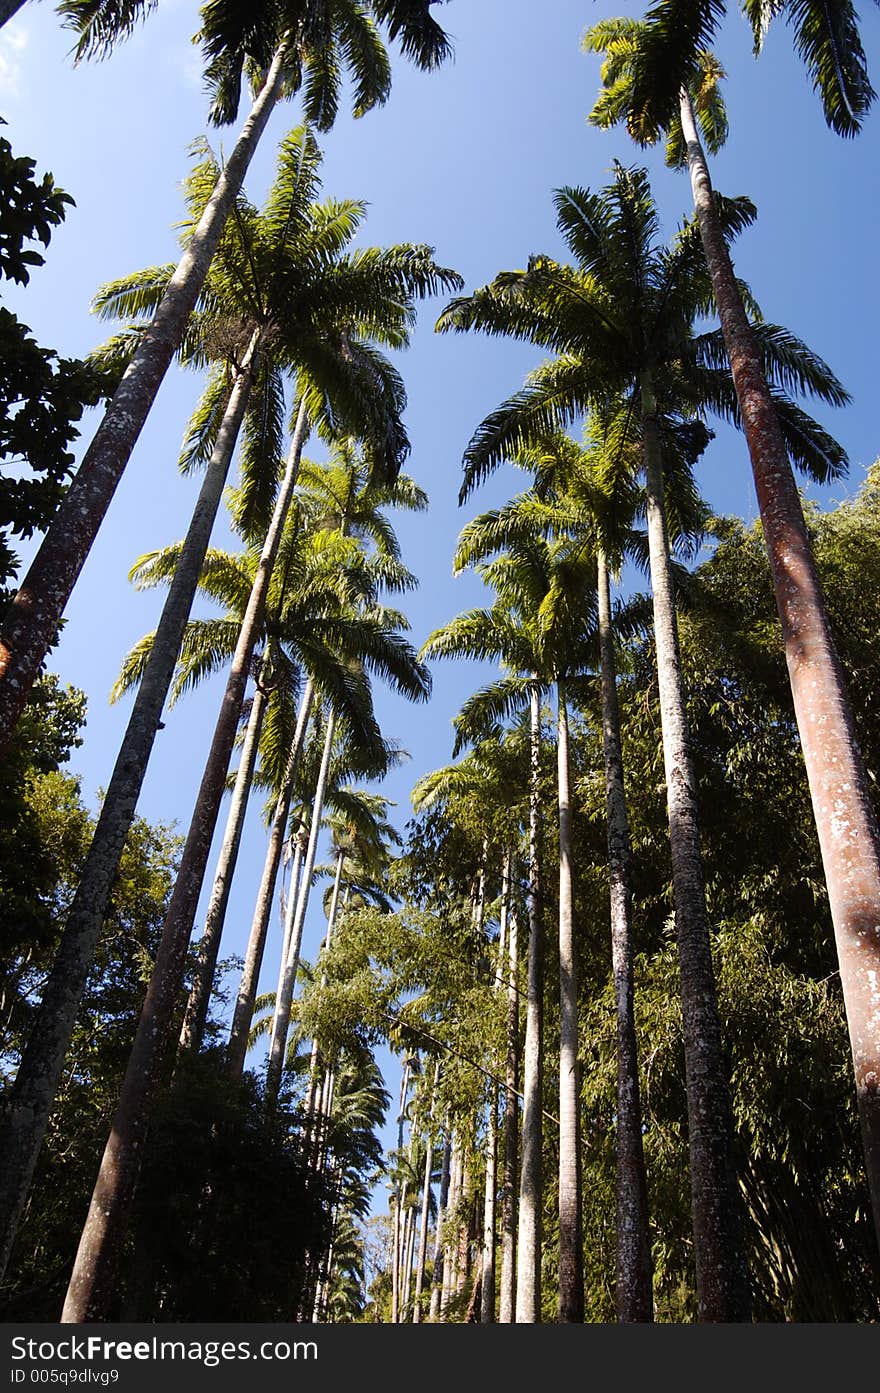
<box><xmin>1</xmin><ymin>0</ymin><xmax>879</xmax><ymax>1322</ymax></box>
<box><xmin>0</xmin><ymin>73</ymin><xmax>461</xmax><ymax>1314</ymax></box>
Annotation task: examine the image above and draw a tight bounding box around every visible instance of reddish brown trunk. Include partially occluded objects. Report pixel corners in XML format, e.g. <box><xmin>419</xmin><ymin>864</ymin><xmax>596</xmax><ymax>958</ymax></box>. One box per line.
<box><xmin>0</xmin><ymin>48</ymin><xmax>288</xmax><ymax>755</ymax></box>
<box><xmin>642</xmin><ymin>372</ymin><xmax>750</xmax><ymax>1322</ymax></box>
<box><xmin>680</xmin><ymin>87</ymin><xmax>880</xmax><ymax>1249</ymax></box>
<box><xmin>597</xmin><ymin>549</ymin><xmax>653</xmax><ymax>1322</ymax></box>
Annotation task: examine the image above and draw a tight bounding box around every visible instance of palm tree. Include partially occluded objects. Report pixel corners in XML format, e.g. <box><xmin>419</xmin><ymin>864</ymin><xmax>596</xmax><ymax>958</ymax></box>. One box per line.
<box><xmin>425</xmin><ymin>524</ymin><xmax>608</xmax><ymax>1323</ymax></box>
<box><xmin>0</xmin><ymin>135</ymin><xmax>457</xmax><ymax>1291</ymax></box>
<box><xmin>225</xmin><ymin>444</ymin><xmax>430</xmax><ymax>1079</ymax></box>
<box><xmin>114</xmin><ymin>525</ymin><xmax>419</xmax><ymax>1054</ymax></box>
<box><xmin>436</xmin><ymin>163</ymin><xmax>851</xmax><ymax>1319</ymax></box>
<box><xmin>583</xmin><ymin>0</ymin><xmax>873</xmax><ymax>142</ymax></box>
<box><xmin>62</xmin><ymin>558</ymin><xmax>424</xmax><ymax>1320</ymax></box>
<box><xmin>452</xmin><ymin>433</ymin><xmax>656</xmax><ymax>1322</ymax></box>
<box><xmin>586</xmin><ymin>23</ymin><xmax>880</xmax><ymax>1248</ymax></box>
<box><xmin>0</xmin><ymin>0</ymin><xmax>453</xmax><ymax>750</ymax></box>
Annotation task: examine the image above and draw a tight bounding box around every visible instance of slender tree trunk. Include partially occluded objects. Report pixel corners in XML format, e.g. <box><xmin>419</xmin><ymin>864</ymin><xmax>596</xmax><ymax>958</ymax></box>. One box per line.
<box><xmin>401</xmin><ymin>1204</ymin><xmax>416</xmax><ymax>1317</ymax></box>
<box><xmin>480</xmin><ymin>1087</ymin><xmax>498</xmax><ymax>1322</ymax></box>
<box><xmin>499</xmin><ymin>856</ymin><xmax>519</xmax><ymax>1323</ymax></box>
<box><xmin>60</xmin><ymin>401</ymin><xmax>309</xmax><ymax>1323</ymax></box>
<box><xmin>0</xmin><ymin>49</ymin><xmax>289</xmax><ymax>752</ymax></box>
<box><xmin>516</xmin><ymin>684</ymin><xmax>544</xmax><ymax>1323</ymax></box>
<box><xmin>455</xmin><ymin>1153</ymin><xmax>473</xmax><ymax>1302</ymax></box>
<box><xmin>265</xmin><ymin>708</ymin><xmax>336</xmax><ymax>1108</ymax></box>
<box><xmin>429</xmin><ymin>1128</ymin><xmax>452</xmax><ymax>1321</ymax></box>
<box><xmin>641</xmin><ymin>368</ymin><xmax>750</xmax><ymax>1322</ymax></box>
<box><xmin>597</xmin><ymin>549</ymin><xmax>653</xmax><ymax>1322</ymax></box>
<box><xmin>681</xmin><ymin>87</ymin><xmax>880</xmax><ymax>1249</ymax></box>
<box><xmin>0</xmin><ymin>343</ymin><xmax>259</xmax><ymax>1283</ymax></box>
<box><xmin>178</xmin><ymin>677</ymin><xmax>268</xmax><ymax>1053</ymax></box>
<box><xmin>441</xmin><ymin>1135</ymin><xmax>461</xmax><ymax>1318</ymax></box>
<box><xmin>556</xmin><ymin>685</ymin><xmax>584</xmax><ymax>1322</ymax></box>
<box><xmin>413</xmin><ymin>1076</ymin><xmax>437</xmax><ymax>1323</ymax></box>
<box><xmin>226</xmin><ymin>677</ymin><xmax>314</xmax><ymax>1079</ymax></box>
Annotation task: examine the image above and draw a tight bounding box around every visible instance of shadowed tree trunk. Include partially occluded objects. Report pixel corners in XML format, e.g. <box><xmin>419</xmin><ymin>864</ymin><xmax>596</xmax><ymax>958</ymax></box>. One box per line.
<box><xmin>597</xmin><ymin>547</ymin><xmax>653</xmax><ymax>1323</ymax></box>
<box><xmin>480</xmin><ymin>1086</ymin><xmax>498</xmax><ymax>1322</ymax></box>
<box><xmin>0</xmin><ymin>342</ymin><xmax>259</xmax><ymax>1283</ymax></box>
<box><xmin>178</xmin><ymin>673</ymin><xmax>269</xmax><ymax>1054</ymax></box>
<box><xmin>60</xmin><ymin>402</ymin><xmax>309</xmax><ymax>1323</ymax></box>
<box><xmin>680</xmin><ymin>86</ymin><xmax>880</xmax><ymax>1251</ymax></box>
<box><xmin>0</xmin><ymin>51</ymin><xmax>289</xmax><ymax>752</ymax></box>
<box><xmin>498</xmin><ymin>855</ymin><xmax>519</xmax><ymax>1323</ymax></box>
<box><xmin>413</xmin><ymin>1070</ymin><xmax>438</xmax><ymax>1323</ymax></box>
<box><xmin>429</xmin><ymin>1127</ymin><xmax>452</xmax><ymax>1321</ymax></box>
<box><xmin>265</xmin><ymin>709</ymin><xmax>336</xmax><ymax>1108</ymax></box>
<box><xmin>441</xmin><ymin>1133</ymin><xmax>461</xmax><ymax>1318</ymax></box>
<box><xmin>642</xmin><ymin>367</ymin><xmax>750</xmax><ymax>1322</ymax></box>
<box><xmin>226</xmin><ymin>677</ymin><xmax>315</xmax><ymax>1079</ymax></box>
<box><xmin>515</xmin><ymin>684</ymin><xmax>544</xmax><ymax>1323</ymax></box>
<box><xmin>556</xmin><ymin>684</ymin><xmax>584</xmax><ymax>1321</ymax></box>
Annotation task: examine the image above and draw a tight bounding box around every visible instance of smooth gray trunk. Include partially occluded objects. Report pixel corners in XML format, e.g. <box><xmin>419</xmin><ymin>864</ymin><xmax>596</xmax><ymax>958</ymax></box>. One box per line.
<box><xmin>515</xmin><ymin>685</ymin><xmax>544</xmax><ymax>1323</ymax></box>
<box><xmin>597</xmin><ymin>549</ymin><xmax>653</xmax><ymax>1322</ymax></box>
<box><xmin>178</xmin><ymin>676</ymin><xmax>268</xmax><ymax>1054</ymax></box>
<box><xmin>556</xmin><ymin>687</ymin><xmax>584</xmax><ymax>1321</ymax></box>
<box><xmin>681</xmin><ymin>87</ymin><xmax>880</xmax><ymax>1253</ymax></box>
<box><xmin>0</xmin><ymin>47</ymin><xmax>288</xmax><ymax>752</ymax></box>
<box><xmin>226</xmin><ymin>677</ymin><xmax>314</xmax><ymax>1079</ymax></box>
<box><xmin>0</xmin><ymin>342</ymin><xmax>258</xmax><ymax>1283</ymax></box>
<box><xmin>498</xmin><ymin>856</ymin><xmax>519</xmax><ymax>1324</ymax></box>
<box><xmin>60</xmin><ymin>400</ymin><xmax>309</xmax><ymax>1323</ymax></box>
<box><xmin>264</xmin><ymin>708</ymin><xmax>336</xmax><ymax>1108</ymax></box>
<box><xmin>642</xmin><ymin>367</ymin><xmax>750</xmax><ymax>1322</ymax></box>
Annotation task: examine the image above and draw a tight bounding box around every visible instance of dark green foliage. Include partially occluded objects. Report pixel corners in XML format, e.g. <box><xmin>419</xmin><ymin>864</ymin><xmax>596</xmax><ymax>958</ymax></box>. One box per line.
<box><xmin>0</xmin><ymin>131</ymin><xmax>112</xmax><ymax>586</ymax></box>
<box><xmin>125</xmin><ymin>1056</ymin><xmax>329</xmax><ymax>1321</ymax></box>
<box><xmin>573</xmin><ymin>468</ymin><xmax>880</xmax><ymax>1320</ymax></box>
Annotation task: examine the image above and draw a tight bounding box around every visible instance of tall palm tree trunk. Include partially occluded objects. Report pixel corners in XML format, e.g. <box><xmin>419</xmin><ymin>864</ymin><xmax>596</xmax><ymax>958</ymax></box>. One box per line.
<box><xmin>641</xmin><ymin>368</ymin><xmax>750</xmax><ymax>1322</ymax></box>
<box><xmin>680</xmin><ymin>87</ymin><xmax>880</xmax><ymax>1247</ymax></box>
<box><xmin>441</xmin><ymin>1134</ymin><xmax>461</xmax><ymax>1318</ymax></box>
<box><xmin>413</xmin><ymin>1067</ymin><xmax>439</xmax><ymax>1323</ymax></box>
<box><xmin>480</xmin><ymin>1087</ymin><xmax>498</xmax><ymax>1322</ymax></box>
<box><xmin>60</xmin><ymin>401</ymin><xmax>309</xmax><ymax>1323</ymax></box>
<box><xmin>0</xmin><ymin>343</ymin><xmax>258</xmax><ymax>1283</ymax></box>
<box><xmin>597</xmin><ymin>548</ymin><xmax>653</xmax><ymax>1323</ymax></box>
<box><xmin>226</xmin><ymin>676</ymin><xmax>315</xmax><ymax>1079</ymax></box>
<box><xmin>429</xmin><ymin>1128</ymin><xmax>451</xmax><ymax>1321</ymax></box>
<box><xmin>0</xmin><ymin>49</ymin><xmax>290</xmax><ymax>753</ymax></box>
<box><xmin>556</xmin><ymin>684</ymin><xmax>584</xmax><ymax>1322</ymax></box>
<box><xmin>515</xmin><ymin>684</ymin><xmax>544</xmax><ymax>1323</ymax></box>
<box><xmin>265</xmin><ymin>708</ymin><xmax>336</xmax><ymax>1108</ymax></box>
<box><xmin>178</xmin><ymin>675</ymin><xmax>269</xmax><ymax>1054</ymax></box>
<box><xmin>499</xmin><ymin>855</ymin><xmax>519</xmax><ymax>1323</ymax></box>
<box><xmin>454</xmin><ymin>1152</ymin><xmax>473</xmax><ymax>1303</ymax></box>
<box><xmin>401</xmin><ymin>1202</ymin><xmax>416</xmax><ymax>1317</ymax></box>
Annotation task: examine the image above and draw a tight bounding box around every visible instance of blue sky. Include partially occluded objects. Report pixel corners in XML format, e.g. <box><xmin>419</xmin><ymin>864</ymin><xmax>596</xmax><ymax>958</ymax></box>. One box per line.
<box><xmin>3</xmin><ymin>0</ymin><xmax>880</xmax><ymax>1201</ymax></box>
